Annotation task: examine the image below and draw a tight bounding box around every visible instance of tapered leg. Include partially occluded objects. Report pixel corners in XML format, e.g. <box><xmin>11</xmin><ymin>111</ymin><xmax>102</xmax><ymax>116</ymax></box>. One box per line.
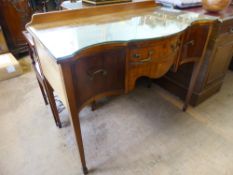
<box><xmin>147</xmin><ymin>78</ymin><xmax>152</xmax><ymax>88</ymax></box>
<box><xmin>61</xmin><ymin>64</ymin><xmax>88</xmax><ymax>174</ymax></box>
<box><xmin>183</xmin><ymin>21</ymin><xmax>213</xmax><ymax>111</ymax></box>
<box><xmin>27</xmin><ymin>42</ymin><xmax>49</xmax><ymax>106</ymax></box>
<box><xmin>44</xmin><ymin>79</ymin><xmax>62</xmax><ymax>128</ymax></box>
<box><xmin>71</xmin><ymin>112</ymin><xmax>88</xmax><ymax>175</ymax></box>
<box><xmin>83</xmin><ymin>166</ymin><xmax>88</xmax><ymax>175</ymax></box>
<box><xmin>37</xmin><ymin>79</ymin><xmax>49</xmax><ymax>105</ymax></box>
<box><xmin>183</xmin><ymin>62</ymin><xmax>199</xmax><ymax>111</ymax></box>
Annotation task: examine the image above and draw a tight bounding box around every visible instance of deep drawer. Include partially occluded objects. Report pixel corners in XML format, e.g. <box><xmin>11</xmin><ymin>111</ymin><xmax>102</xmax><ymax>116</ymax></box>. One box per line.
<box><xmin>128</xmin><ymin>37</ymin><xmax>179</xmax><ymax>64</ymax></box>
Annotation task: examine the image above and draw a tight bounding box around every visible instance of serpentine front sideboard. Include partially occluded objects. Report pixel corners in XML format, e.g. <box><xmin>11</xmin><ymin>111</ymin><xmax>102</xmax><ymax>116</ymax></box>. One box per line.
<box><xmin>26</xmin><ymin>1</ymin><xmax>217</xmax><ymax>174</ymax></box>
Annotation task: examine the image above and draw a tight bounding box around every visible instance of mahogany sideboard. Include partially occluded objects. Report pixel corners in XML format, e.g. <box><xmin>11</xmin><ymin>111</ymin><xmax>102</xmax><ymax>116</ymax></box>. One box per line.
<box><xmin>157</xmin><ymin>5</ymin><xmax>233</xmax><ymax>106</ymax></box>
<box><xmin>26</xmin><ymin>1</ymin><xmax>218</xmax><ymax>174</ymax></box>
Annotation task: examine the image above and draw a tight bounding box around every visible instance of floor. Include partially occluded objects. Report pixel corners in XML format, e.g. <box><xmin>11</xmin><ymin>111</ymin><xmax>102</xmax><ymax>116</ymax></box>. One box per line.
<box><xmin>0</xmin><ymin>64</ymin><xmax>233</xmax><ymax>175</ymax></box>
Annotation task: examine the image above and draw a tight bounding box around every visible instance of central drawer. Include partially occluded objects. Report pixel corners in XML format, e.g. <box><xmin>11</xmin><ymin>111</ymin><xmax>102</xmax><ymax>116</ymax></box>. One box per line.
<box><xmin>126</xmin><ymin>35</ymin><xmax>181</xmax><ymax>92</ymax></box>
<box><xmin>129</xmin><ymin>39</ymin><xmax>178</xmax><ymax>64</ymax></box>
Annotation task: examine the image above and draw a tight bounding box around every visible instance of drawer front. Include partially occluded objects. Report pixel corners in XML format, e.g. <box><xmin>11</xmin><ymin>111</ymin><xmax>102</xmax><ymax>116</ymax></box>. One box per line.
<box><xmin>126</xmin><ymin>35</ymin><xmax>181</xmax><ymax>92</ymax></box>
<box><xmin>129</xmin><ymin>37</ymin><xmax>179</xmax><ymax>64</ymax></box>
<box><xmin>73</xmin><ymin>48</ymin><xmax>125</xmax><ymax>107</ymax></box>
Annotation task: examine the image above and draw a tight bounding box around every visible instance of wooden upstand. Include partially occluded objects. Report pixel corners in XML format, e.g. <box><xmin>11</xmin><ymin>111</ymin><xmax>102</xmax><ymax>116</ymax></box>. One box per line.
<box><xmin>26</xmin><ymin>1</ymin><xmax>217</xmax><ymax>174</ymax></box>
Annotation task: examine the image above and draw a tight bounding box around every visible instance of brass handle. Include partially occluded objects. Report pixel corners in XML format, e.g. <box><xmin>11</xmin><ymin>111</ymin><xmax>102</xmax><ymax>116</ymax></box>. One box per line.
<box><xmin>184</xmin><ymin>40</ymin><xmax>195</xmax><ymax>47</ymax></box>
<box><xmin>133</xmin><ymin>53</ymin><xmax>141</xmax><ymax>59</ymax></box>
<box><xmin>87</xmin><ymin>69</ymin><xmax>107</xmax><ymax>80</ymax></box>
<box><xmin>140</xmin><ymin>50</ymin><xmax>153</xmax><ymax>62</ymax></box>
<box><xmin>133</xmin><ymin>50</ymin><xmax>154</xmax><ymax>64</ymax></box>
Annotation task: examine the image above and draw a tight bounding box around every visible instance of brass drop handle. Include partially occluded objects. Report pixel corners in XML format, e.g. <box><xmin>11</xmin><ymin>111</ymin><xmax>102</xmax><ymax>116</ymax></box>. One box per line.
<box><xmin>170</xmin><ymin>41</ymin><xmax>182</xmax><ymax>52</ymax></box>
<box><xmin>132</xmin><ymin>51</ymin><xmax>153</xmax><ymax>63</ymax></box>
<box><xmin>87</xmin><ymin>69</ymin><xmax>107</xmax><ymax>80</ymax></box>
<box><xmin>184</xmin><ymin>40</ymin><xmax>195</xmax><ymax>47</ymax></box>
<box><xmin>139</xmin><ymin>50</ymin><xmax>153</xmax><ymax>63</ymax></box>
<box><xmin>133</xmin><ymin>53</ymin><xmax>141</xmax><ymax>59</ymax></box>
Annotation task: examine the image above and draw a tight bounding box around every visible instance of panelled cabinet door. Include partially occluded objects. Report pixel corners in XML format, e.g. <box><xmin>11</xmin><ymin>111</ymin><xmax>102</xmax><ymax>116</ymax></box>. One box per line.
<box><xmin>206</xmin><ymin>34</ymin><xmax>233</xmax><ymax>85</ymax></box>
<box><xmin>72</xmin><ymin>48</ymin><xmax>126</xmax><ymax>108</ymax></box>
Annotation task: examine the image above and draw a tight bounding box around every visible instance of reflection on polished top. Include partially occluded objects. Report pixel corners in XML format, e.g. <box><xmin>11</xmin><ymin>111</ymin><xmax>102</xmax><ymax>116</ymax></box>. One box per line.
<box><xmin>28</xmin><ymin>6</ymin><xmax>216</xmax><ymax>61</ymax></box>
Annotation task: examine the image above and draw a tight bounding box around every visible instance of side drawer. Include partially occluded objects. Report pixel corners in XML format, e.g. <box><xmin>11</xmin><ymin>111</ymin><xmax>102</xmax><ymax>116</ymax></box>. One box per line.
<box><xmin>179</xmin><ymin>21</ymin><xmax>212</xmax><ymax>65</ymax></box>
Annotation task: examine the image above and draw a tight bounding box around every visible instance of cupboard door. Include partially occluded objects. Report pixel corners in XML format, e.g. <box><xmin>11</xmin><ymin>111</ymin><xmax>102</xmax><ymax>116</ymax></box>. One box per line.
<box><xmin>73</xmin><ymin>48</ymin><xmax>125</xmax><ymax>107</ymax></box>
<box><xmin>206</xmin><ymin>34</ymin><xmax>233</xmax><ymax>85</ymax></box>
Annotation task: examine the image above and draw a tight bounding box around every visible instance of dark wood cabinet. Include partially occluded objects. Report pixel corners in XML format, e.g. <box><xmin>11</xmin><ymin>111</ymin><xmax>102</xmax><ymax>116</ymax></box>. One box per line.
<box><xmin>0</xmin><ymin>0</ymin><xmax>31</xmax><ymax>57</ymax></box>
<box><xmin>157</xmin><ymin>6</ymin><xmax>233</xmax><ymax>106</ymax></box>
<box><xmin>207</xmin><ymin>34</ymin><xmax>233</xmax><ymax>85</ymax></box>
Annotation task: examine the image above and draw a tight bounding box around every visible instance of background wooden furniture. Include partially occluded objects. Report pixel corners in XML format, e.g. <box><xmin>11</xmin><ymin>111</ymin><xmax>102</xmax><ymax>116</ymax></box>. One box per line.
<box><xmin>0</xmin><ymin>26</ymin><xmax>22</xmax><ymax>81</ymax></box>
<box><xmin>0</xmin><ymin>26</ymin><xmax>8</xmax><ymax>54</ymax></box>
<box><xmin>0</xmin><ymin>0</ymin><xmax>32</xmax><ymax>57</ymax></box>
<box><xmin>27</xmin><ymin>2</ymin><xmax>215</xmax><ymax>174</ymax></box>
<box><xmin>29</xmin><ymin>0</ymin><xmax>64</xmax><ymax>12</ymax></box>
<box><xmin>22</xmin><ymin>31</ymin><xmax>62</xmax><ymax>128</ymax></box>
<box><xmin>157</xmin><ymin>5</ymin><xmax>233</xmax><ymax>106</ymax></box>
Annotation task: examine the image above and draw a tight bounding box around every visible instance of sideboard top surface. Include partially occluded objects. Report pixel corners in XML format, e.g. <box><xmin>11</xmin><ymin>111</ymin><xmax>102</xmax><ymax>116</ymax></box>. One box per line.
<box><xmin>27</xmin><ymin>1</ymin><xmax>216</xmax><ymax>62</ymax></box>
